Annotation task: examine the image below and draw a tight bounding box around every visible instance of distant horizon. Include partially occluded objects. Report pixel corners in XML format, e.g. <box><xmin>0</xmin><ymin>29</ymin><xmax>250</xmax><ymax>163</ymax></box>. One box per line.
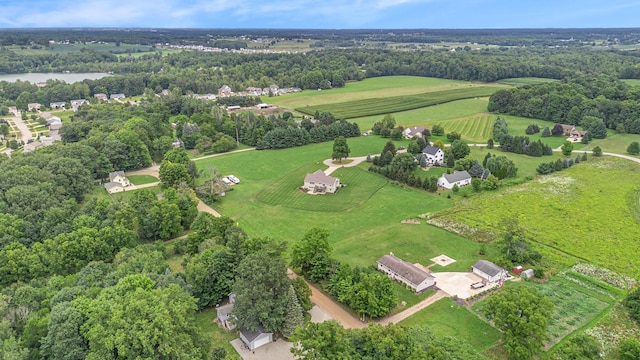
<box><xmin>0</xmin><ymin>0</ymin><xmax>638</xmax><ymax>29</ymax></box>
<box><xmin>1</xmin><ymin>27</ymin><xmax>640</xmax><ymax>31</ymax></box>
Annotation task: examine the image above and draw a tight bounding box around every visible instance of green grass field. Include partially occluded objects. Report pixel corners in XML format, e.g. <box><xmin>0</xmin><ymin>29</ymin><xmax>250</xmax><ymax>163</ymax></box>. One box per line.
<box><xmin>581</xmin><ymin>132</ymin><xmax>640</xmax><ymax>157</ymax></box>
<box><xmin>127</xmin><ymin>174</ymin><xmax>159</xmax><ymax>185</ymax></box>
<box><xmin>257</xmin><ymin>165</ymin><xmax>388</xmax><ymax>212</ymax></box>
<box><xmin>295</xmin><ymin>86</ymin><xmax>500</xmax><ymax>119</ymax></box>
<box><xmin>194</xmin><ymin>308</ymin><xmax>241</xmax><ymax>360</ymax></box>
<box><xmin>270</xmin><ymin>76</ymin><xmax>497</xmax><ymax>109</ymax></box>
<box><xmin>437</xmin><ymin>156</ymin><xmax>640</xmax><ymax>277</ymax></box>
<box><xmin>400</xmin><ymin>297</ymin><xmax>502</xmax><ymax>352</ymax></box>
<box><xmin>621</xmin><ymin>79</ymin><xmax>640</xmax><ymax>87</ymax></box>
<box><xmin>497</xmin><ymin>77</ymin><xmax>559</xmax><ymax>87</ymax></box>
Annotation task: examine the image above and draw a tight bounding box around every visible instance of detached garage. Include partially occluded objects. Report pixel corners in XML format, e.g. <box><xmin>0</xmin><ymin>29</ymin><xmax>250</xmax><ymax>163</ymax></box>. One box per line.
<box><xmin>472</xmin><ymin>260</ymin><xmax>508</xmax><ymax>283</ymax></box>
<box><xmin>240</xmin><ymin>325</ymin><xmax>273</xmax><ymax>351</ymax></box>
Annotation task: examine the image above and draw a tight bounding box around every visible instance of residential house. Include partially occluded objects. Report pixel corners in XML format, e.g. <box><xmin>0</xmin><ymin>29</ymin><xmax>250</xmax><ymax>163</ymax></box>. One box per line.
<box><xmin>40</xmin><ymin>136</ymin><xmax>54</xmax><ymax>146</ymax></box>
<box><xmin>94</xmin><ymin>93</ymin><xmax>108</xmax><ymax>101</ymax></box>
<box><xmin>161</xmin><ymin>89</ymin><xmax>170</xmax><ymax>96</ymax></box>
<box><xmin>377</xmin><ymin>253</ymin><xmax>436</xmax><ymax>292</ymax></box>
<box><xmin>49</xmin><ymin>120</ymin><xmax>63</xmax><ymax>130</ymax></box>
<box><xmin>23</xmin><ymin>141</ymin><xmax>43</xmax><ymax>153</ymax></box>
<box><xmin>50</xmin><ymin>102</ymin><xmax>66</xmax><ymax>109</ymax></box>
<box><xmin>109</xmin><ymin>93</ymin><xmax>125</xmax><ymax>100</ymax></box>
<box><xmin>246</xmin><ymin>87</ymin><xmax>263</xmax><ymax>96</ymax></box>
<box><xmin>256</xmin><ymin>103</ymin><xmax>270</xmax><ymax>109</ymax></box>
<box><xmin>27</xmin><ymin>103</ymin><xmax>41</xmax><ymax>111</ymax></box>
<box><xmin>560</xmin><ymin>124</ymin><xmax>586</xmax><ymax>140</ymax></box>
<box><xmin>70</xmin><ymin>99</ymin><xmax>87</xmax><ymax>111</ymax></box>
<box><xmin>35</xmin><ymin>82</ymin><xmax>47</xmax><ymax>88</ymax></box>
<box><xmin>421</xmin><ymin>145</ymin><xmax>444</xmax><ymax>166</ymax></box>
<box><xmin>104</xmin><ymin>182</ymin><xmax>124</xmax><ymax>194</ymax></box>
<box><xmin>438</xmin><ymin>171</ymin><xmax>472</xmax><ymax>189</ymax></box>
<box><xmin>521</xmin><ymin>269</ymin><xmax>535</xmax><ymax>279</ymax></box>
<box><xmin>402</xmin><ymin>126</ymin><xmax>426</xmax><ymax>139</ymax></box>
<box><xmin>8</xmin><ymin>106</ymin><xmax>18</xmax><ymax>115</ymax></box>
<box><xmin>218</xmin><ymin>85</ymin><xmax>233</xmax><ymax>97</ymax></box>
<box><xmin>240</xmin><ymin>325</ymin><xmax>273</xmax><ymax>351</ymax></box>
<box><xmin>472</xmin><ymin>260</ymin><xmax>508</xmax><ymax>283</ymax></box>
<box><xmin>216</xmin><ymin>294</ymin><xmax>236</xmax><ymax>330</ymax></box>
<box><xmin>303</xmin><ymin>170</ymin><xmax>341</xmax><ymax>194</ymax></box>
<box><xmin>108</xmin><ymin>171</ymin><xmax>130</xmax><ymax>187</ymax></box>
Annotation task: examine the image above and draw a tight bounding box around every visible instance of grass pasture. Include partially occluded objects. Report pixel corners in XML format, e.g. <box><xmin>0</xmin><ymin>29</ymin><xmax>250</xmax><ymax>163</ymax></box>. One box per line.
<box><xmin>437</xmin><ymin>156</ymin><xmax>640</xmax><ymax>277</ymax></box>
<box><xmin>497</xmin><ymin>77</ymin><xmax>559</xmax><ymax>87</ymax></box>
<box><xmin>295</xmin><ymin>86</ymin><xmax>500</xmax><ymax>119</ymax></box>
<box><xmin>400</xmin><ymin>297</ymin><xmax>502</xmax><ymax>352</ymax></box>
<box><xmin>256</xmin><ymin>165</ymin><xmax>388</xmax><ymax>212</ymax></box>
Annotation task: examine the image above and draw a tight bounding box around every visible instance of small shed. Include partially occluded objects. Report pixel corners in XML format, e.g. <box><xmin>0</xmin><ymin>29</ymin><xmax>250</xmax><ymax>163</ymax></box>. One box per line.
<box><xmin>512</xmin><ymin>266</ymin><xmax>523</xmax><ymax>275</ymax></box>
<box><xmin>521</xmin><ymin>269</ymin><xmax>534</xmax><ymax>279</ymax></box>
<box><xmin>240</xmin><ymin>325</ymin><xmax>273</xmax><ymax>351</ymax></box>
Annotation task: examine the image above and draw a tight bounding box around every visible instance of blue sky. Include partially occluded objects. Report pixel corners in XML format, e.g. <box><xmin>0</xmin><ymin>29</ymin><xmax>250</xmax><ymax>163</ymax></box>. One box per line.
<box><xmin>0</xmin><ymin>0</ymin><xmax>638</xmax><ymax>29</ymax></box>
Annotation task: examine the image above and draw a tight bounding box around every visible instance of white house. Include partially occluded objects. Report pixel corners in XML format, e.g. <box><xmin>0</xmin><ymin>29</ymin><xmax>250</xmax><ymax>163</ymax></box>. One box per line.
<box><xmin>377</xmin><ymin>254</ymin><xmax>436</xmax><ymax>292</ymax></box>
<box><xmin>109</xmin><ymin>93</ymin><xmax>126</xmax><ymax>100</ymax></box>
<box><xmin>27</xmin><ymin>103</ymin><xmax>41</xmax><ymax>111</ymax></box>
<box><xmin>108</xmin><ymin>171</ymin><xmax>130</xmax><ymax>187</ymax></box>
<box><xmin>216</xmin><ymin>293</ymin><xmax>236</xmax><ymax>330</ymax></box>
<box><xmin>422</xmin><ymin>145</ymin><xmax>444</xmax><ymax>165</ymax></box>
<box><xmin>472</xmin><ymin>260</ymin><xmax>508</xmax><ymax>283</ymax></box>
<box><xmin>303</xmin><ymin>170</ymin><xmax>341</xmax><ymax>194</ymax></box>
<box><xmin>94</xmin><ymin>93</ymin><xmax>108</xmax><ymax>101</ymax></box>
<box><xmin>23</xmin><ymin>141</ymin><xmax>43</xmax><ymax>153</ymax></box>
<box><xmin>403</xmin><ymin>126</ymin><xmax>426</xmax><ymax>139</ymax></box>
<box><xmin>50</xmin><ymin>102</ymin><xmax>66</xmax><ymax>109</ymax></box>
<box><xmin>438</xmin><ymin>171</ymin><xmax>472</xmax><ymax>189</ymax></box>
<box><xmin>240</xmin><ymin>325</ymin><xmax>273</xmax><ymax>351</ymax></box>
<box><xmin>103</xmin><ymin>182</ymin><xmax>124</xmax><ymax>194</ymax></box>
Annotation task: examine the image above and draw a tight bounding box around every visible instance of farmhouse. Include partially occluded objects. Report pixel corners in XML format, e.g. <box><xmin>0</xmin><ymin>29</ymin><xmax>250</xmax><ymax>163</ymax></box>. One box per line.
<box><xmin>108</xmin><ymin>171</ymin><xmax>130</xmax><ymax>187</ymax></box>
<box><xmin>8</xmin><ymin>106</ymin><xmax>18</xmax><ymax>115</ymax></box>
<box><xmin>472</xmin><ymin>260</ymin><xmax>508</xmax><ymax>283</ymax></box>
<box><xmin>438</xmin><ymin>171</ymin><xmax>472</xmax><ymax>189</ymax></box>
<box><xmin>27</xmin><ymin>103</ymin><xmax>41</xmax><ymax>111</ymax></box>
<box><xmin>218</xmin><ymin>85</ymin><xmax>233</xmax><ymax>97</ymax></box>
<box><xmin>110</xmin><ymin>93</ymin><xmax>126</xmax><ymax>100</ymax></box>
<box><xmin>421</xmin><ymin>145</ymin><xmax>444</xmax><ymax>165</ymax></box>
<box><xmin>103</xmin><ymin>182</ymin><xmax>124</xmax><ymax>194</ymax></box>
<box><xmin>403</xmin><ymin>126</ymin><xmax>426</xmax><ymax>139</ymax></box>
<box><xmin>94</xmin><ymin>93</ymin><xmax>108</xmax><ymax>101</ymax></box>
<box><xmin>377</xmin><ymin>254</ymin><xmax>436</xmax><ymax>292</ymax></box>
<box><xmin>240</xmin><ymin>325</ymin><xmax>273</xmax><ymax>351</ymax></box>
<box><xmin>50</xmin><ymin>102</ymin><xmax>66</xmax><ymax>109</ymax></box>
<box><xmin>303</xmin><ymin>170</ymin><xmax>341</xmax><ymax>194</ymax></box>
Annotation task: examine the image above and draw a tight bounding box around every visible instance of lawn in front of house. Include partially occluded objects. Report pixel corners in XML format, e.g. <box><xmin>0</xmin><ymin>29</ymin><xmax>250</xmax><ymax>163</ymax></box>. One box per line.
<box><xmin>127</xmin><ymin>174</ymin><xmax>159</xmax><ymax>185</ymax></box>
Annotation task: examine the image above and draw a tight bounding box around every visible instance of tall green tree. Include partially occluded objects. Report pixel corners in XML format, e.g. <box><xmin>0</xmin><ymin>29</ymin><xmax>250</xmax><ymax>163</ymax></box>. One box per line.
<box><xmin>290</xmin><ymin>228</ymin><xmax>332</xmax><ymax>282</ymax></box>
<box><xmin>561</xmin><ymin>141</ymin><xmax>574</xmax><ymax>156</ymax></box>
<box><xmin>184</xmin><ymin>248</ymin><xmax>235</xmax><ymax>310</ymax></box>
<box><xmin>40</xmin><ymin>302</ymin><xmax>88</xmax><ymax>360</ymax></box>
<box><xmin>232</xmin><ymin>251</ymin><xmax>289</xmax><ymax>332</ymax></box>
<box><xmin>627</xmin><ymin>141</ymin><xmax>640</xmax><ymax>155</ymax></box>
<box><xmin>281</xmin><ymin>286</ymin><xmax>305</xmax><ymax>339</ymax></box>
<box><xmin>331</xmin><ymin>136</ymin><xmax>350</xmax><ymax>162</ymax></box>
<box><xmin>484</xmin><ymin>285</ymin><xmax>554</xmax><ymax>360</ymax></box>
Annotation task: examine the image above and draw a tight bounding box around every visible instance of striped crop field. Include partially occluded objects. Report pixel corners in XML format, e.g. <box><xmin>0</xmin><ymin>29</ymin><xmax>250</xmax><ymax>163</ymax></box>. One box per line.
<box><xmin>295</xmin><ymin>86</ymin><xmax>499</xmax><ymax>119</ymax></box>
<box><xmin>256</xmin><ymin>165</ymin><xmax>388</xmax><ymax>212</ymax></box>
<box><xmin>430</xmin><ymin>114</ymin><xmax>496</xmax><ymax>142</ymax></box>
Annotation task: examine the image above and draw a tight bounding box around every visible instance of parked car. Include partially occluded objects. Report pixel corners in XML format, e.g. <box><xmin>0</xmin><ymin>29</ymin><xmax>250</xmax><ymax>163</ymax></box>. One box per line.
<box><xmin>221</xmin><ymin>177</ymin><xmax>233</xmax><ymax>185</ymax></box>
<box><xmin>227</xmin><ymin>175</ymin><xmax>240</xmax><ymax>184</ymax></box>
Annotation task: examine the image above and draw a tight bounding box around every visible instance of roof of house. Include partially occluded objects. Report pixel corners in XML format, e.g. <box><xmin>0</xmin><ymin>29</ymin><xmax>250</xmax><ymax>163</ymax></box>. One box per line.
<box><xmin>472</xmin><ymin>260</ymin><xmax>505</xmax><ymax>277</ymax></box>
<box><xmin>216</xmin><ymin>303</ymin><xmax>234</xmax><ymax>318</ymax></box>
<box><xmin>377</xmin><ymin>254</ymin><xmax>434</xmax><ymax>285</ymax></box>
<box><xmin>103</xmin><ymin>182</ymin><xmax>123</xmax><ymax>191</ymax></box>
<box><xmin>404</xmin><ymin>126</ymin><xmax>426</xmax><ymax>136</ymax></box>
<box><xmin>442</xmin><ymin>170</ymin><xmax>471</xmax><ymax>183</ymax></box>
<box><xmin>109</xmin><ymin>171</ymin><xmax>126</xmax><ymax>181</ymax></box>
<box><xmin>422</xmin><ymin>145</ymin><xmax>442</xmax><ymax>156</ymax></box>
<box><xmin>240</xmin><ymin>325</ymin><xmax>271</xmax><ymax>342</ymax></box>
<box><xmin>304</xmin><ymin>170</ymin><xmax>338</xmax><ymax>185</ymax></box>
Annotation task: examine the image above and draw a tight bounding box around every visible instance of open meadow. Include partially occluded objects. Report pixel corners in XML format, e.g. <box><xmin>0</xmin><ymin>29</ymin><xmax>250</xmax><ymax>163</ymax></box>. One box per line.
<box><xmin>434</xmin><ymin>156</ymin><xmax>640</xmax><ymax>278</ymax></box>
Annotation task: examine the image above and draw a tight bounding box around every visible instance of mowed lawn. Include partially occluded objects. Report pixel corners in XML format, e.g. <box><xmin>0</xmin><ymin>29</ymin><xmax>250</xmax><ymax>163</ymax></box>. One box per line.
<box><xmin>437</xmin><ymin>156</ymin><xmax>640</xmax><ymax>278</ymax></box>
<box><xmin>400</xmin><ymin>297</ymin><xmax>502</xmax><ymax>352</ymax></box>
<box><xmin>257</xmin><ymin>165</ymin><xmax>388</xmax><ymax>212</ymax></box>
<box><xmin>581</xmin><ymin>131</ymin><xmax>640</xmax><ymax>157</ymax></box>
<box><xmin>269</xmin><ymin>76</ymin><xmax>499</xmax><ymax>109</ymax></box>
<box><xmin>194</xmin><ymin>138</ymin><xmax>491</xmax><ymax>271</ymax></box>
<box><xmin>296</xmin><ymin>86</ymin><xmax>500</xmax><ymax>119</ymax></box>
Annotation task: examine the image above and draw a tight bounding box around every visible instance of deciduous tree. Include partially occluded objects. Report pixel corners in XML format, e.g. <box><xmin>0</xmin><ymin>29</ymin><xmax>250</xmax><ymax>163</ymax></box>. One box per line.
<box><xmin>290</xmin><ymin>228</ymin><xmax>332</xmax><ymax>282</ymax></box>
<box><xmin>331</xmin><ymin>136</ymin><xmax>350</xmax><ymax>162</ymax></box>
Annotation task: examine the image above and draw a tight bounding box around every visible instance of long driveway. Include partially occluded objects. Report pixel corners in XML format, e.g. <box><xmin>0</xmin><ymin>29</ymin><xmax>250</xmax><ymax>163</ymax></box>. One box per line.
<box><xmin>10</xmin><ymin>113</ymin><xmax>32</xmax><ymax>142</ymax></box>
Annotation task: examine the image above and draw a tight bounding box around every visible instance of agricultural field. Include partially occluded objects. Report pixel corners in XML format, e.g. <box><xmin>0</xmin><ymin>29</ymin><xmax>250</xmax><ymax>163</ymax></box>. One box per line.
<box><xmin>434</xmin><ymin>156</ymin><xmax>640</xmax><ymax>278</ymax></box>
<box><xmin>497</xmin><ymin>77</ymin><xmax>559</xmax><ymax>87</ymax></box>
<box><xmin>400</xmin><ymin>298</ymin><xmax>502</xmax><ymax>353</ymax></box>
<box><xmin>269</xmin><ymin>76</ymin><xmax>505</xmax><ymax>109</ymax></box>
<box><xmin>2</xmin><ymin>42</ymin><xmax>154</xmax><ymax>55</ymax></box>
<box><xmin>295</xmin><ymin>86</ymin><xmax>500</xmax><ymax>119</ymax></box>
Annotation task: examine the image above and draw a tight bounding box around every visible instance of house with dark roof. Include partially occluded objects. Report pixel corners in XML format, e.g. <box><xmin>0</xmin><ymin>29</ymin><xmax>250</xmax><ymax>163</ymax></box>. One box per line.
<box><xmin>108</xmin><ymin>171</ymin><xmax>130</xmax><ymax>187</ymax></box>
<box><xmin>303</xmin><ymin>170</ymin><xmax>341</xmax><ymax>194</ymax></box>
<box><xmin>240</xmin><ymin>325</ymin><xmax>273</xmax><ymax>351</ymax></box>
<box><xmin>403</xmin><ymin>126</ymin><xmax>426</xmax><ymax>139</ymax></box>
<box><xmin>472</xmin><ymin>260</ymin><xmax>508</xmax><ymax>283</ymax></box>
<box><xmin>421</xmin><ymin>145</ymin><xmax>444</xmax><ymax>165</ymax></box>
<box><xmin>377</xmin><ymin>254</ymin><xmax>436</xmax><ymax>292</ymax></box>
<box><xmin>103</xmin><ymin>182</ymin><xmax>124</xmax><ymax>194</ymax></box>
<box><xmin>438</xmin><ymin>170</ymin><xmax>472</xmax><ymax>189</ymax></box>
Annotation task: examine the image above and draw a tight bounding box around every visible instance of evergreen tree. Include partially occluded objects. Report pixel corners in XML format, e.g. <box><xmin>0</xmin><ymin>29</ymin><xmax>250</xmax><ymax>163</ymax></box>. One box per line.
<box><xmin>281</xmin><ymin>286</ymin><xmax>305</xmax><ymax>339</ymax></box>
<box><xmin>627</xmin><ymin>141</ymin><xmax>640</xmax><ymax>155</ymax></box>
<box><xmin>541</xmin><ymin>126</ymin><xmax>551</xmax><ymax>137</ymax></box>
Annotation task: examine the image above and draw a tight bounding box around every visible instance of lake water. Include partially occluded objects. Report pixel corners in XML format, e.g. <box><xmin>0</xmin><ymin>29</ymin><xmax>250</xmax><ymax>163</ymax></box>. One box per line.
<box><xmin>0</xmin><ymin>72</ymin><xmax>110</xmax><ymax>84</ymax></box>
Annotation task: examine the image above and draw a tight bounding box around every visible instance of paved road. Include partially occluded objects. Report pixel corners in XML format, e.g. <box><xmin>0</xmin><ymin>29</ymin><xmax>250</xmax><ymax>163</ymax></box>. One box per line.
<box><xmin>9</xmin><ymin>113</ymin><xmax>33</xmax><ymax>143</ymax></box>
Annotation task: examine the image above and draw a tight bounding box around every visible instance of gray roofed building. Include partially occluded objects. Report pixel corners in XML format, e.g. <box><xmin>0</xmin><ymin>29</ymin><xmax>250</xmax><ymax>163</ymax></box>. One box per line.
<box><xmin>422</xmin><ymin>145</ymin><xmax>441</xmax><ymax>155</ymax></box>
<box><xmin>104</xmin><ymin>182</ymin><xmax>124</xmax><ymax>194</ymax></box>
<box><xmin>303</xmin><ymin>170</ymin><xmax>341</xmax><ymax>194</ymax></box>
<box><xmin>377</xmin><ymin>254</ymin><xmax>435</xmax><ymax>292</ymax></box>
<box><xmin>403</xmin><ymin>126</ymin><xmax>426</xmax><ymax>139</ymax></box>
<box><xmin>472</xmin><ymin>260</ymin><xmax>508</xmax><ymax>283</ymax></box>
<box><xmin>108</xmin><ymin>171</ymin><xmax>130</xmax><ymax>187</ymax></box>
<box><xmin>438</xmin><ymin>170</ymin><xmax>472</xmax><ymax>189</ymax></box>
<box><xmin>239</xmin><ymin>325</ymin><xmax>273</xmax><ymax>351</ymax></box>
<box><xmin>421</xmin><ymin>145</ymin><xmax>445</xmax><ymax>166</ymax></box>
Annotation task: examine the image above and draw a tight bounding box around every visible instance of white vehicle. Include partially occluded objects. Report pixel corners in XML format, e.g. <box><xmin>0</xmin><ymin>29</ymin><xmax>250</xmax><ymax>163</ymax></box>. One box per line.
<box><xmin>221</xmin><ymin>177</ymin><xmax>233</xmax><ymax>185</ymax></box>
<box><xmin>227</xmin><ymin>175</ymin><xmax>240</xmax><ymax>184</ymax></box>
